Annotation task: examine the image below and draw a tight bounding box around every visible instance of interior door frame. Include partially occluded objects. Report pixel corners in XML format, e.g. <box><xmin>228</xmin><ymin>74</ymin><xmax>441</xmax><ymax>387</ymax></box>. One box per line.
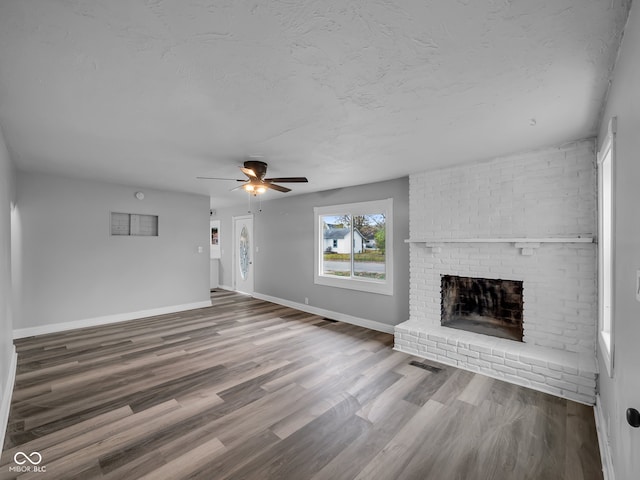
<box><xmin>232</xmin><ymin>214</ymin><xmax>254</xmax><ymax>295</ymax></box>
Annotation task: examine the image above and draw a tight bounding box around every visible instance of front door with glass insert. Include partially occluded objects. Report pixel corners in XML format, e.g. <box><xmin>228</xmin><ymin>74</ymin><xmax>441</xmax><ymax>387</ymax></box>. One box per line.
<box><xmin>233</xmin><ymin>215</ymin><xmax>254</xmax><ymax>295</ymax></box>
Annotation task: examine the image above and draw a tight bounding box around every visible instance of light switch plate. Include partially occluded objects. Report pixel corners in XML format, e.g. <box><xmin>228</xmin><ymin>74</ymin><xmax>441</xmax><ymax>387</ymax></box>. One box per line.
<box><xmin>636</xmin><ymin>270</ymin><xmax>640</xmax><ymax>302</ymax></box>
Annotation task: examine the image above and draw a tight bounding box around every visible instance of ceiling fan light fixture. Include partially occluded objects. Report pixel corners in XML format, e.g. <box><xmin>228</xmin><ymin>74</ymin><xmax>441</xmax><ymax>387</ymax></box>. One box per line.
<box><xmin>243</xmin><ymin>183</ymin><xmax>267</xmax><ymax>194</ymax></box>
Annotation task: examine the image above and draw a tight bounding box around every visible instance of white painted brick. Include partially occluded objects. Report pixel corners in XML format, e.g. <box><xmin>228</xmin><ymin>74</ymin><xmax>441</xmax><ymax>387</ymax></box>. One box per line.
<box><xmin>428</xmin><ymin>334</ymin><xmax>446</xmax><ymax>343</ymax></box>
<box><xmin>532</xmin><ymin>365</ymin><xmax>562</xmax><ymax>379</ymax></box>
<box><xmin>504</xmin><ymin>373</ymin><xmax>530</xmax><ymax>387</ymax></box>
<box><xmin>570</xmin><ymin>392</ymin><xmax>596</xmax><ymax>404</ymax></box>
<box><xmin>480</xmin><ymin>367</ymin><xmax>502</xmax><ymax>378</ymax></box>
<box><xmin>447</xmin><ymin>351</ymin><xmax>467</xmax><ymax>362</ymax></box>
<box><xmin>561</xmin><ymin>364</ymin><xmax>579</xmax><ymax>375</ymax></box>
<box><xmin>470</xmin><ymin>344</ymin><xmax>492</xmax><ymax>354</ymax></box>
<box><xmin>468</xmin><ymin>357</ymin><xmax>492</xmax><ymax>369</ymax></box>
<box><xmin>505</xmin><ymin>359</ymin><xmax>531</xmax><ymax>371</ymax></box>
<box><xmin>493</xmin><ymin>364</ymin><xmax>517</xmax><ymax>375</ymax></box>
<box><xmin>439</xmin><ymin>343</ymin><xmax>456</xmax><ymax>353</ymax></box>
<box><xmin>403</xmin><ymin>141</ymin><xmax>598</xmax><ymax>403</ymax></box>
<box><xmin>434</xmin><ymin>347</ymin><xmax>448</xmax><ymax>357</ymax></box>
<box><xmin>458</xmin><ymin>347</ymin><xmax>479</xmax><ymax>359</ymax></box>
<box><xmin>464</xmin><ymin>363</ymin><xmax>480</xmax><ymax>373</ymax></box>
<box><xmin>517</xmin><ymin>370</ymin><xmax>546</xmax><ymax>383</ymax></box>
<box><xmin>548</xmin><ymin>362</ymin><xmax>565</xmax><ymax>372</ymax></box>
<box><xmin>577</xmin><ymin>385</ymin><xmax>596</xmax><ymax>397</ymax></box>
<box><xmin>480</xmin><ymin>353</ymin><xmax>504</xmax><ymax>365</ymax></box>
<box><xmin>546</xmin><ymin>378</ymin><xmax>579</xmax><ymax>392</ymax></box>
<box><xmin>562</xmin><ymin>372</ymin><xmax>596</xmax><ymax>388</ymax></box>
<box><xmin>437</xmin><ymin>354</ymin><xmax>455</xmax><ymax>365</ymax></box>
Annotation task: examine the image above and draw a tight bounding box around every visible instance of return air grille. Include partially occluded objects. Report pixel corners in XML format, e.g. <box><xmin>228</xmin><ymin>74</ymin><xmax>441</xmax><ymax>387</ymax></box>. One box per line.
<box><xmin>409</xmin><ymin>360</ymin><xmax>442</xmax><ymax>373</ymax></box>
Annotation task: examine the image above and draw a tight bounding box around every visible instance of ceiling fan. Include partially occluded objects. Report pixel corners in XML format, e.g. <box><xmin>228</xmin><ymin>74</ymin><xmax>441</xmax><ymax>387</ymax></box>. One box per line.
<box><xmin>198</xmin><ymin>160</ymin><xmax>308</xmax><ymax>194</ymax></box>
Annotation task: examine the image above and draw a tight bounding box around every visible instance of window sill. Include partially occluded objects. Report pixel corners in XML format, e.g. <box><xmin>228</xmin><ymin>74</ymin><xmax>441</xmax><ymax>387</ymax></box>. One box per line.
<box><xmin>315</xmin><ymin>274</ymin><xmax>393</xmax><ymax>296</ymax></box>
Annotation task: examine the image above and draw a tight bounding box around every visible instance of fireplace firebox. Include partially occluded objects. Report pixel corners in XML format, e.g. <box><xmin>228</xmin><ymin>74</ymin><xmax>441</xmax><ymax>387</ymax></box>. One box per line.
<box><xmin>440</xmin><ymin>275</ymin><xmax>524</xmax><ymax>342</ymax></box>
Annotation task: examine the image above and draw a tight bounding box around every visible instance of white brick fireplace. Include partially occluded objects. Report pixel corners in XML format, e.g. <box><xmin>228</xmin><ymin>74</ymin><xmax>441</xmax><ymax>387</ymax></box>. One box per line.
<box><xmin>394</xmin><ymin>140</ymin><xmax>598</xmax><ymax>404</ymax></box>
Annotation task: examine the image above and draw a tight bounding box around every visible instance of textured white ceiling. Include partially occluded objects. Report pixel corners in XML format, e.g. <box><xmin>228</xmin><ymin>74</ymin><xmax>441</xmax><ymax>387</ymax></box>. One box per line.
<box><xmin>0</xmin><ymin>0</ymin><xmax>631</xmax><ymax>207</ymax></box>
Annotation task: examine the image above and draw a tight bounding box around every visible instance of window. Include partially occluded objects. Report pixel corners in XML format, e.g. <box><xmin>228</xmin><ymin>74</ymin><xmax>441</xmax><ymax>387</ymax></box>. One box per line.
<box><xmin>314</xmin><ymin>198</ymin><xmax>393</xmax><ymax>295</ymax></box>
<box><xmin>598</xmin><ymin>117</ymin><xmax>615</xmax><ymax>377</ymax></box>
<box><xmin>111</xmin><ymin>212</ymin><xmax>158</xmax><ymax>236</ymax></box>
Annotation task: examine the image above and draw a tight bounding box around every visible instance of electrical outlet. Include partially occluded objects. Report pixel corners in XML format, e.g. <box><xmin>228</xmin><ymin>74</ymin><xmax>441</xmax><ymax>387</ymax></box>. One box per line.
<box><xmin>304</xmin><ymin>297</ymin><xmax>309</xmax><ymax>305</ymax></box>
<box><xmin>636</xmin><ymin>269</ymin><xmax>640</xmax><ymax>302</ymax></box>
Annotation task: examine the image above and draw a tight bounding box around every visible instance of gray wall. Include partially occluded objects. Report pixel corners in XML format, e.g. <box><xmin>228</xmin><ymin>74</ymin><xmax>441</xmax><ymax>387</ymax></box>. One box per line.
<box><xmin>14</xmin><ymin>171</ymin><xmax>211</xmax><ymax>329</ymax></box>
<box><xmin>215</xmin><ymin>177</ymin><xmax>409</xmax><ymax>327</ymax></box>
<box><xmin>596</xmin><ymin>2</ymin><xmax>640</xmax><ymax>478</ymax></box>
<box><xmin>0</xmin><ymin>126</ymin><xmax>15</xmax><ymax>423</ymax></box>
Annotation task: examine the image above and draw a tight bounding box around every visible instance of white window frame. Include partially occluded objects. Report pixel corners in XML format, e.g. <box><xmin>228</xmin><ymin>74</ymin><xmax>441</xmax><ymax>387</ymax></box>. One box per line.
<box><xmin>597</xmin><ymin>117</ymin><xmax>616</xmax><ymax>377</ymax></box>
<box><xmin>314</xmin><ymin>198</ymin><xmax>393</xmax><ymax>295</ymax></box>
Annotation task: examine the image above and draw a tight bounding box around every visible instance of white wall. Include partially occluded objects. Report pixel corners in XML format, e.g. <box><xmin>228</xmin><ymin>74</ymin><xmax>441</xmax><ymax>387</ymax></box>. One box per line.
<box><xmin>596</xmin><ymin>2</ymin><xmax>640</xmax><ymax>478</ymax></box>
<box><xmin>215</xmin><ymin>177</ymin><xmax>410</xmax><ymax>328</ymax></box>
<box><xmin>0</xmin><ymin>126</ymin><xmax>15</xmax><ymax>446</ymax></box>
<box><xmin>14</xmin><ymin>171</ymin><xmax>211</xmax><ymax>330</ymax></box>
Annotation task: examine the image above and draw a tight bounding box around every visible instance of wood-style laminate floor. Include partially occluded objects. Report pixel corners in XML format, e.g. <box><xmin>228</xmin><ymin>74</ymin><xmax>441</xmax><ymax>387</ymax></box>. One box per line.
<box><xmin>2</xmin><ymin>290</ymin><xmax>603</xmax><ymax>479</ymax></box>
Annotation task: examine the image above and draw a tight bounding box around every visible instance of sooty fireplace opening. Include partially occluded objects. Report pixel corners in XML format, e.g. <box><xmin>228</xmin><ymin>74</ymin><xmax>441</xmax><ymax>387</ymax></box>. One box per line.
<box><xmin>441</xmin><ymin>275</ymin><xmax>524</xmax><ymax>342</ymax></box>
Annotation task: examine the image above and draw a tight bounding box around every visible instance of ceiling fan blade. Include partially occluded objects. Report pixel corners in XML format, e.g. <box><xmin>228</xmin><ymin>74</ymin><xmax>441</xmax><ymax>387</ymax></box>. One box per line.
<box><xmin>240</xmin><ymin>167</ymin><xmax>257</xmax><ymax>178</ymax></box>
<box><xmin>265</xmin><ymin>183</ymin><xmax>291</xmax><ymax>193</ymax></box>
<box><xmin>197</xmin><ymin>177</ymin><xmax>245</xmax><ymax>181</ymax></box>
<box><xmin>263</xmin><ymin>177</ymin><xmax>308</xmax><ymax>183</ymax></box>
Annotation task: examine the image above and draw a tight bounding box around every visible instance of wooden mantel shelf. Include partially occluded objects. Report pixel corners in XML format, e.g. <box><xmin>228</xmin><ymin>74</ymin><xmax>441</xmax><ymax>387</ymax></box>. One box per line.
<box><xmin>404</xmin><ymin>237</ymin><xmax>594</xmax><ymax>256</ymax></box>
<box><xmin>405</xmin><ymin>237</ymin><xmax>594</xmax><ymax>244</ymax></box>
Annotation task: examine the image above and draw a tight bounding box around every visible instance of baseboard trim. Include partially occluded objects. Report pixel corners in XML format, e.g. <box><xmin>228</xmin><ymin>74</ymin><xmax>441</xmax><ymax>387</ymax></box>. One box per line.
<box><xmin>0</xmin><ymin>346</ymin><xmax>17</xmax><ymax>452</ymax></box>
<box><xmin>251</xmin><ymin>292</ymin><xmax>395</xmax><ymax>334</ymax></box>
<box><xmin>594</xmin><ymin>395</ymin><xmax>615</xmax><ymax>480</ymax></box>
<box><xmin>12</xmin><ymin>300</ymin><xmax>213</xmax><ymax>339</ymax></box>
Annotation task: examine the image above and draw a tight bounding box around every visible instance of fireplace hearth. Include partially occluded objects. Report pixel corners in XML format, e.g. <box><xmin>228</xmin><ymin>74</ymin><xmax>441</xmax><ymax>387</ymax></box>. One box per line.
<box><xmin>440</xmin><ymin>275</ymin><xmax>524</xmax><ymax>342</ymax></box>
